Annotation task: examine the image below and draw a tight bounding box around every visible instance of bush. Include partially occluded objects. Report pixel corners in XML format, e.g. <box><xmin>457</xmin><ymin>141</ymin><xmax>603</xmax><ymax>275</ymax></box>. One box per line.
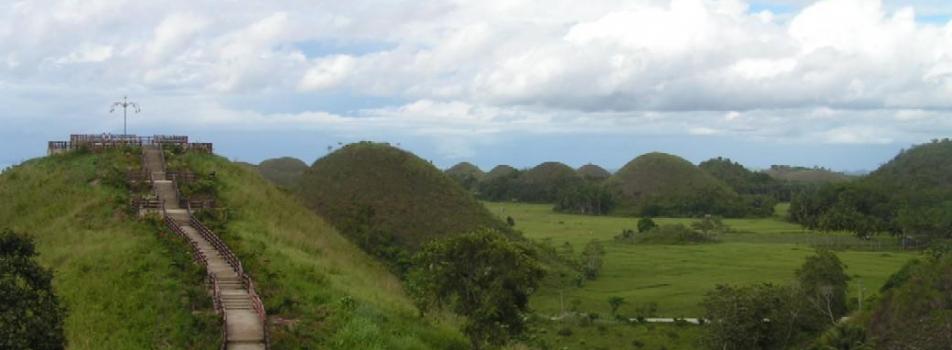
<box><xmin>636</xmin><ymin>224</ymin><xmax>718</xmax><ymax>244</ymax></box>
<box><xmin>0</xmin><ymin>230</ymin><xmax>67</xmax><ymax>349</ymax></box>
<box><xmin>637</xmin><ymin>217</ymin><xmax>657</xmax><ymax>233</ymax></box>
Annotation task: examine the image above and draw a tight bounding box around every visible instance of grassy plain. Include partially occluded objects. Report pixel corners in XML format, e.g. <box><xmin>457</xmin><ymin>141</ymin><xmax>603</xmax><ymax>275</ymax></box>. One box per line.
<box><xmin>484</xmin><ymin>202</ymin><xmax>915</xmax><ymax>319</ymax></box>
<box><xmin>485</xmin><ymin>201</ymin><xmax>916</xmax><ymax>349</ymax></box>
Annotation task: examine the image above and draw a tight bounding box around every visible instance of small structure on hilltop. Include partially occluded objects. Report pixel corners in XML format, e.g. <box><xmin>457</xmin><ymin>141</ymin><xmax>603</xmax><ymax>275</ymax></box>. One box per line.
<box><xmin>48</xmin><ymin>134</ymin><xmax>213</xmax><ymax>155</ymax></box>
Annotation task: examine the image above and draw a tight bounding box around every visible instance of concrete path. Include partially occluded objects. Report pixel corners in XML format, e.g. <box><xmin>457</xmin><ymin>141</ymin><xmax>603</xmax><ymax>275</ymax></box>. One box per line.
<box><xmin>144</xmin><ymin>146</ymin><xmax>267</xmax><ymax>350</ymax></box>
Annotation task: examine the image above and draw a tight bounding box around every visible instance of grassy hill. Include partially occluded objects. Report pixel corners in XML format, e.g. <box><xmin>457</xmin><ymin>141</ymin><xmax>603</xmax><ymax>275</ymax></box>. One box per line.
<box><xmin>176</xmin><ymin>151</ymin><xmax>467</xmax><ymax>349</ymax></box>
<box><xmin>485</xmin><ymin>165</ymin><xmax>518</xmax><ymax>180</ymax></box>
<box><xmin>257</xmin><ymin>157</ymin><xmax>308</xmax><ymax>189</ymax></box>
<box><xmin>764</xmin><ymin>165</ymin><xmax>852</xmax><ymax>183</ymax></box>
<box><xmin>0</xmin><ymin>151</ymin><xmax>220</xmax><ymax>349</ymax></box>
<box><xmin>610</xmin><ymin>152</ymin><xmax>748</xmax><ymax>217</ymax></box>
<box><xmin>296</xmin><ymin>142</ymin><xmax>508</xmax><ymax>255</ymax></box>
<box><xmin>515</xmin><ymin>161</ymin><xmax>583</xmax><ymax>202</ymax></box>
<box><xmin>576</xmin><ymin>164</ymin><xmax>611</xmax><ymax>181</ymax></box>
<box><xmin>444</xmin><ymin>162</ymin><xmax>483</xmax><ymax>192</ymax></box>
<box><xmin>864</xmin><ymin>138</ymin><xmax>952</xmax><ymax>192</ymax></box>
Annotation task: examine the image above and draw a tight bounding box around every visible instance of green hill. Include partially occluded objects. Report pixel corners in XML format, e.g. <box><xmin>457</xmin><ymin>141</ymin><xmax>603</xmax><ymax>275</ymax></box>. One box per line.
<box><xmin>296</xmin><ymin>142</ymin><xmax>509</xmax><ymax>255</ymax></box>
<box><xmin>864</xmin><ymin>138</ymin><xmax>952</xmax><ymax>192</ymax></box>
<box><xmin>576</xmin><ymin>164</ymin><xmax>611</xmax><ymax>181</ymax></box>
<box><xmin>175</xmin><ymin>150</ymin><xmax>467</xmax><ymax>349</ymax></box>
<box><xmin>485</xmin><ymin>165</ymin><xmax>518</xmax><ymax>180</ymax></box>
<box><xmin>515</xmin><ymin>162</ymin><xmax>583</xmax><ymax>202</ymax></box>
<box><xmin>611</xmin><ymin>152</ymin><xmax>749</xmax><ymax>217</ymax></box>
<box><xmin>444</xmin><ymin>162</ymin><xmax>483</xmax><ymax>191</ymax></box>
<box><xmin>764</xmin><ymin>165</ymin><xmax>852</xmax><ymax>183</ymax></box>
<box><xmin>257</xmin><ymin>157</ymin><xmax>308</xmax><ymax>189</ymax></box>
<box><xmin>0</xmin><ymin>151</ymin><xmax>221</xmax><ymax>349</ymax></box>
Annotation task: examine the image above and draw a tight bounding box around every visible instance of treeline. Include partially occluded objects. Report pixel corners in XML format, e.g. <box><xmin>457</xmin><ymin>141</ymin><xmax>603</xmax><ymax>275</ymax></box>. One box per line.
<box><xmin>789</xmin><ymin>139</ymin><xmax>952</xmax><ymax>243</ymax></box>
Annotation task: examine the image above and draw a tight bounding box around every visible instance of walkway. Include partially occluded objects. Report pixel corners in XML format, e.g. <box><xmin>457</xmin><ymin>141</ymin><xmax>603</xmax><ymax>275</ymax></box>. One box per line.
<box><xmin>143</xmin><ymin>145</ymin><xmax>267</xmax><ymax>350</ymax></box>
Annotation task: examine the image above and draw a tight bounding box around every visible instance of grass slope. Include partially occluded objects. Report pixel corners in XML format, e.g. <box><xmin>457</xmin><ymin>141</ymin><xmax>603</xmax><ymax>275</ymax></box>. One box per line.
<box><xmin>576</xmin><ymin>164</ymin><xmax>611</xmax><ymax>181</ymax></box>
<box><xmin>518</xmin><ymin>161</ymin><xmax>583</xmax><ymax>202</ymax></box>
<box><xmin>297</xmin><ymin>142</ymin><xmax>507</xmax><ymax>250</ymax></box>
<box><xmin>0</xmin><ymin>151</ymin><xmax>220</xmax><ymax>349</ymax></box>
<box><xmin>865</xmin><ymin>138</ymin><xmax>952</xmax><ymax>192</ymax></box>
<box><xmin>485</xmin><ymin>164</ymin><xmax>518</xmax><ymax>180</ymax></box>
<box><xmin>257</xmin><ymin>157</ymin><xmax>308</xmax><ymax>189</ymax></box>
<box><xmin>178</xmin><ymin>152</ymin><xmax>467</xmax><ymax>349</ymax></box>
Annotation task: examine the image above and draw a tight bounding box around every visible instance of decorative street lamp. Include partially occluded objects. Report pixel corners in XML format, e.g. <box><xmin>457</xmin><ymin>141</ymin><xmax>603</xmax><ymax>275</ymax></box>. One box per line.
<box><xmin>110</xmin><ymin>96</ymin><xmax>141</xmax><ymax>136</ymax></box>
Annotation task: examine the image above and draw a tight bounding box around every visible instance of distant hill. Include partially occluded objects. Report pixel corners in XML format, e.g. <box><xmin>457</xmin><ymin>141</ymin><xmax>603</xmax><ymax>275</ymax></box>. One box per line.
<box><xmin>789</xmin><ymin>139</ymin><xmax>952</xmax><ymax>239</ymax></box>
<box><xmin>577</xmin><ymin>164</ymin><xmax>611</xmax><ymax>181</ymax></box>
<box><xmin>515</xmin><ymin>162</ymin><xmax>583</xmax><ymax>202</ymax></box>
<box><xmin>864</xmin><ymin>139</ymin><xmax>952</xmax><ymax>193</ymax></box>
<box><xmin>444</xmin><ymin>162</ymin><xmax>484</xmax><ymax>191</ymax></box>
<box><xmin>297</xmin><ymin>142</ymin><xmax>509</xmax><ymax>256</ymax></box>
<box><xmin>485</xmin><ymin>165</ymin><xmax>518</xmax><ymax>180</ymax></box>
<box><xmin>763</xmin><ymin>165</ymin><xmax>852</xmax><ymax>183</ymax></box>
<box><xmin>257</xmin><ymin>157</ymin><xmax>307</xmax><ymax>189</ymax></box>
<box><xmin>611</xmin><ymin>152</ymin><xmax>751</xmax><ymax>217</ymax></box>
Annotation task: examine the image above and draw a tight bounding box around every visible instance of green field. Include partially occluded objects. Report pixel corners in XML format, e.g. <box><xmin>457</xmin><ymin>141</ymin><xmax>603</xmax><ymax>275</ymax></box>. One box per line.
<box><xmin>484</xmin><ymin>202</ymin><xmax>916</xmax><ymax>319</ymax></box>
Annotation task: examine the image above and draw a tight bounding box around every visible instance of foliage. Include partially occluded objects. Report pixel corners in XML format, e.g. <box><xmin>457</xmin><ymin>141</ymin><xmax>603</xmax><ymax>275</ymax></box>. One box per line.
<box><xmin>553</xmin><ymin>181</ymin><xmax>617</xmax><ymax>215</ymax></box>
<box><xmin>607</xmin><ymin>296</ymin><xmax>625</xmax><ymax>316</ymax></box>
<box><xmin>0</xmin><ymin>229</ymin><xmax>67</xmax><ymax>349</ymax></box>
<box><xmin>407</xmin><ymin>230</ymin><xmax>544</xmax><ymax>350</ymax></box>
<box><xmin>635</xmin><ymin>224</ymin><xmax>718</xmax><ymax>245</ymax></box>
<box><xmin>790</xmin><ymin>140</ymin><xmax>952</xmax><ymax>241</ymax></box>
<box><xmin>579</xmin><ymin>240</ymin><xmax>605</xmax><ymax>280</ymax></box>
<box><xmin>691</xmin><ymin>215</ymin><xmax>731</xmax><ymax>236</ymax></box>
<box><xmin>637</xmin><ymin>217</ymin><xmax>657</xmax><ymax>233</ymax></box>
<box><xmin>795</xmin><ymin>249</ymin><xmax>850</xmax><ymax>326</ymax></box>
<box><xmin>866</xmin><ymin>253</ymin><xmax>952</xmax><ymax>349</ymax></box>
<box><xmin>812</xmin><ymin>322</ymin><xmax>871</xmax><ymax>350</ymax></box>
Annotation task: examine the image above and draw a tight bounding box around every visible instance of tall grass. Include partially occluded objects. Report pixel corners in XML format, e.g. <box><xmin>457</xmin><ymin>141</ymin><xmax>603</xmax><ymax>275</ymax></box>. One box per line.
<box><xmin>0</xmin><ymin>151</ymin><xmax>220</xmax><ymax>349</ymax></box>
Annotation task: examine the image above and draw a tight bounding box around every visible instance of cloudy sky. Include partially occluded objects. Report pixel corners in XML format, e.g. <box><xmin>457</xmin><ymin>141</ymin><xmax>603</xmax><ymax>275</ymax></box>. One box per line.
<box><xmin>2</xmin><ymin>0</ymin><xmax>951</xmax><ymax>172</ymax></box>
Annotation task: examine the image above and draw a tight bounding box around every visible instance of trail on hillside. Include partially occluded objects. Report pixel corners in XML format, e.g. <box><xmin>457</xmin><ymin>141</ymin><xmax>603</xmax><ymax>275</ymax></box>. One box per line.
<box><xmin>144</xmin><ymin>146</ymin><xmax>268</xmax><ymax>350</ymax></box>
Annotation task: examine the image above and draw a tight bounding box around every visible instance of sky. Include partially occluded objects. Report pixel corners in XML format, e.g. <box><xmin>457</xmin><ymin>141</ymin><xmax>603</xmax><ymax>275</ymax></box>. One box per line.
<box><xmin>2</xmin><ymin>0</ymin><xmax>951</xmax><ymax>173</ymax></box>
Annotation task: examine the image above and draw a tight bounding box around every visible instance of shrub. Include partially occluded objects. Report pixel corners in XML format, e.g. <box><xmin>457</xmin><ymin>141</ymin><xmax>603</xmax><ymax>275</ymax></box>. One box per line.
<box><xmin>635</xmin><ymin>224</ymin><xmax>718</xmax><ymax>244</ymax></box>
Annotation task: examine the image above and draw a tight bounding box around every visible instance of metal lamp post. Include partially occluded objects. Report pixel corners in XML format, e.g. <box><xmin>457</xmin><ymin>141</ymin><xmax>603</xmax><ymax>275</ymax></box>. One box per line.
<box><xmin>110</xmin><ymin>96</ymin><xmax>141</xmax><ymax>136</ymax></box>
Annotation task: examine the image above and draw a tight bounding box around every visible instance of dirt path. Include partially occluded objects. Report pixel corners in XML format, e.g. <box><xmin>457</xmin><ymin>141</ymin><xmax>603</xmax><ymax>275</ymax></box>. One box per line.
<box><xmin>143</xmin><ymin>146</ymin><xmax>267</xmax><ymax>350</ymax></box>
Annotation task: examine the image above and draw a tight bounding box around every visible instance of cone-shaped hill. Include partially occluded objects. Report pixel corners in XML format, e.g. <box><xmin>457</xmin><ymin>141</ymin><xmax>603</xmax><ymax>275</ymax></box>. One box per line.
<box><xmin>444</xmin><ymin>161</ymin><xmax>484</xmax><ymax>191</ymax></box>
<box><xmin>516</xmin><ymin>162</ymin><xmax>583</xmax><ymax>202</ymax></box>
<box><xmin>577</xmin><ymin>164</ymin><xmax>611</xmax><ymax>181</ymax></box>
<box><xmin>763</xmin><ymin>165</ymin><xmax>851</xmax><ymax>183</ymax></box>
<box><xmin>865</xmin><ymin>138</ymin><xmax>952</xmax><ymax>192</ymax></box>
<box><xmin>297</xmin><ymin>142</ymin><xmax>509</xmax><ymax>252</ymax></box>
<box><xmin>257</xmin><ymin>156</ymin><xmax>307</xmax><ymax>189</ymax></box>
<box><xmin>485</xmin><ymin>165</ymin><xmax>518</xmax><ymax>180</ymax></box>
<box><xmin>611</xmin><ymin>152</ymin><xmax>747</xmax><ymax>217</ymax></box>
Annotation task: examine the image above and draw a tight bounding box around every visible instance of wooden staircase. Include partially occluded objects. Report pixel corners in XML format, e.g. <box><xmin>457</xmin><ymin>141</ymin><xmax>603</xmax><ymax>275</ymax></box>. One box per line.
<box><xmin>143</xmin><ymin>145</ymin><xmax>269</xmax><ymax>350</ymax></box>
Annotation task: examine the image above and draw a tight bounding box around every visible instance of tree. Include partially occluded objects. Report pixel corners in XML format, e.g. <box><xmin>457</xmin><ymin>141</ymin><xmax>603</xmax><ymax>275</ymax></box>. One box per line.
<box><xmin>691</xmin><ymin>215</ymin><xmax>730</xmax><ymax>236</ymax></box>
<box><xmin>407</xmin><ymin>230</ymin><xmax>544</xmax><ymax>350</ymax></box>
<box><xmin>701</xmin><ymin>283</ymin><xmax>811</xmax><ymax>350</ymax></box>
<box><xmin>637</xmin><ymin>217</ymin><xmax>657</xmax><ymax>233</ymax></box>
<box><xmin>580</xmin><ymin>240</ymin><xmax>605</xmax><ymax>280</ymax></box>
<box><xmin>0</xmin><ymin>229</ymin><xmax>67</xmax><ymax>349</ymax></box>
<box><xmin>607</xmin><ymin>296</ymin><xmax>625</xmax><ymax>316</ymax></box>
<box><xmin>795</xmin><ymin>249</ymin><xmax>850</xmax><ymax>327</ymax></box>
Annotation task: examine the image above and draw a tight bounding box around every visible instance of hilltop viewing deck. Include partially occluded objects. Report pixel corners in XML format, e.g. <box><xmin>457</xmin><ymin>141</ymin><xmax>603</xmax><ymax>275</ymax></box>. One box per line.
<box><xmin>48</xmin><ymin>134</ymin><xmax>213</xmax><ymax>154</ymax></box>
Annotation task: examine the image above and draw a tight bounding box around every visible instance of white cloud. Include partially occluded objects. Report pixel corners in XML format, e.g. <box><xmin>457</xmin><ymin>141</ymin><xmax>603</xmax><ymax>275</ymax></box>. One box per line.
<box><xmin>1</xmin><ymin>0</ymin><xmax>952</xmax><ymax>151</ymax></box>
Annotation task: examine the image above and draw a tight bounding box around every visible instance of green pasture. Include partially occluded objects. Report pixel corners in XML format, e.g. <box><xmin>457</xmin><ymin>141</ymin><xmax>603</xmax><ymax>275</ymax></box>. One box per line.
<box><xmin>484</xmin><ymin>202</ymin><xmax>917</xmax><ymax>318</ymax></box>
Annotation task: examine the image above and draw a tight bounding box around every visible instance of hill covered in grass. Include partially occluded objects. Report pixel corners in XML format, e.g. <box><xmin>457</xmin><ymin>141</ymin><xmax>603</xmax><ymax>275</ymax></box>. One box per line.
<box><xmin>611</xmin><ymin>153</ymin><xmax>756</xmax><ymax>217</ymax></box>
<box><xmin>257</xmin><ymin>157</ymin><xmax>308</xmax><ymax>189</ymax></box>
<box><xmin>764</xmin><ymin>165</ymin><xmax>852</xmax><ymax>183</ymax></box>
<box><xmin>444</xmin><ymin>162</ymin><xmax>483</xmax><ymax>191</ymax></box>
<box><xmin>485</xmin><ymin>164</ymin><xmax>518</xmax><ymax>180</ymax></box>
<box><xmin>0</xmin><ymin>151</ymin><xmax>220</xmax><ymax>349</ymax></box>
<box><xmin>864</xmin><ymin>138</ymin><xmax>952</xmax><ymax>192</ymax></box>
<box><xmin>176</xmin><ymin>150</ymin><xmax>467</xmax><ymax>349</ymax></box>
<box><xmin>576</xmin><ymin>164</ymin><xmax>611</xmax><ymax>181</ymax></box>
<box><xmin>296</xmin><ymin>142</ymin><xmax>509</xmax><ymax>258</ymax></box>
<box><xmin>514</xmin><ymin>161</ymin><xmax>583</xmax><ymax>202</ymax></box>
